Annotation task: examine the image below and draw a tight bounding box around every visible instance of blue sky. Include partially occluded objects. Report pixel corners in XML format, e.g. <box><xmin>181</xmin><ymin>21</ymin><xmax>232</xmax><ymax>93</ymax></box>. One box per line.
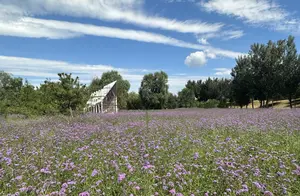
<box><xmin>0</xmin><ymin>0</ymin><xmax>300</xmax><ymax>93</ymax></box>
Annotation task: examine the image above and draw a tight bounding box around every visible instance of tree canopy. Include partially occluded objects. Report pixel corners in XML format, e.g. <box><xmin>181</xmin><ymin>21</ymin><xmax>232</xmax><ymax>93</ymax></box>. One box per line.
<box><xmin>139</xmin><ymin>71</ymin><xmax>169</xmax><ymax>109</ymax></box>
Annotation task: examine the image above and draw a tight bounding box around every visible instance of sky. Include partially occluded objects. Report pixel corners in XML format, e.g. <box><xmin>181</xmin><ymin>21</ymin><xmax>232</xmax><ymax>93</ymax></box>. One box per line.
<box><xmin>0</xmin><ymin>0</ymin><xmax>300</xmax><ymax>94</ymax></box>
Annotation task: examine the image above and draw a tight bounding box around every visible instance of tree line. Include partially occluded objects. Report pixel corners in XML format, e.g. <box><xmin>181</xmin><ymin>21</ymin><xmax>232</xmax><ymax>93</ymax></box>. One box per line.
<box><xmin>232</xmin><ymin>35</ymin><xmax>300</xmax><ymax>108</ymax></box>
<box><xmin>1</xmin><ymin>35</ymin><xmax>300</xmax><ymax>116</ymax></box>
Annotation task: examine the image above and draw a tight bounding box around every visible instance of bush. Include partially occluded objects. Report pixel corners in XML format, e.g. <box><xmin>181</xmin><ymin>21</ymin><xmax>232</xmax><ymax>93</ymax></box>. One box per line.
<box><xmin>198</xmin><ymin>99</ymin><xmax>220</xmax><ymax>108</ymax></box>
<box><xmin>217</xmin><ymin>99</ymin><xmax>230</xmax><ymax>108</ymax></box>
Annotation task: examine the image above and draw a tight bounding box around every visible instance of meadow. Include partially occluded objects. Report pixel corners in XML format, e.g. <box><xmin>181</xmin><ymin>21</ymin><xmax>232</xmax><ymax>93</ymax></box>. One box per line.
<box><xmin>1</xmin><ymin>109</ymin><xmax>300</xmax><ymax>196</ymax></box>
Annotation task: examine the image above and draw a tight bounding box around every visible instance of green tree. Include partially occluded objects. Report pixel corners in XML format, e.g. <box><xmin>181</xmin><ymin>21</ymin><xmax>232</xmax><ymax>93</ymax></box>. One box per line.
<box><xmin>89</xmin><ymin>71</ymin><xmax>130</xmax><ymax>109</ymax></box>
<box><xmin>17</xmin><ymin>80</ymin><xmax>40</xmax><ymax>115</ymax></box>
<box><xmin>139</xmin><ymin>71</ymin><xmax>169</xmax><ymax>109</ymax></box>
<box><xmin>282</xmin><ymin>36</ymin><xmax>300</xmax><ymax>108</ymax></box>
<box><xmin>186</xmin><ymin>80</ymin><xmax>201</xmax><ymax>101</ymax></box>
<box><xmin>178</xmin><ymin>87</ymin><xmax>196</xmax><ymax>108</ymax></box>
<box><xmin>231</xmin><ymin>56</ymin><xmax>251</xmax><ymax>108</ymax></box>
<box><xmin>38</xmin><ymin>80</ymin><xmax>60</xmax><ymax>115</ymax></box>
<box><xmin>0</xmin><ymin>71</ymin><xmax>23</xmax><ymax>115</ymax></box>
<box><xmin>127</xmin><ymin>92</ymin><xmax>142</xmax><ymax>110</ymax></box>
<box><xmin>55</xmin><ymin>73</ymin><xmax>86</xmax><ymax>116</ymax></box>
<box><xmin>166</xmin><ymin>93</ymin><xmax>178</xmax><ymax>109</ymax></box>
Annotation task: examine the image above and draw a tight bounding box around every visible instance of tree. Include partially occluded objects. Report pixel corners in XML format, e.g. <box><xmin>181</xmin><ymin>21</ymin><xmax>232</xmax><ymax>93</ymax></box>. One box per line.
<box><xmin>38</xmin><ymin>80</ymin><xmax>60</xmax><ymax>115</ymax></box>
<box><xmin>17</xmin><ymin>80</ymin><xmax>40</xmax><ymax>115</ymax></box>
<box><xmin>282</xmin><ymin>36</ymin><xmax>300</xmax><ymax>108</ymax></box>
<box><xmin>178</xmin><ymin>87</ymin><xmax>196</xmax><ymax>108</ymax></box>
<box><xmin>186</xmin><ymin>80</ymin><xmax>201</xmax><ymax>101</ymax></box>
<box><xmin>55</xmin><ymin>73</ymin><xmax>86</xmax><ymax>116</ymax></box>
<box><xmin>166</xmin><ymin>93</ymin><xmax>178</xmax><ymax>109</ymax></box>
<box><xmin>231</xmin><ymin>56</ymin><xmax>251</xmax><ymax>108</ymax></box>
<box><xmin>0</xmin><ymin>71</ymin><xmax>23</xmax><ymax>115</ymax></box>
<box><xmin>127</xmin><ymin>92</ymin><xmax>142</xmax><ymax>110</ymax></box>
<box><xmin>89</xmin><ymin>71</ymin><xmax>130</xmax><ymax>109</ymax></box>
<box><xmin>139</xmin><ymin>71</ymin><xmax>169</xmax><ymax>109</ymax></box>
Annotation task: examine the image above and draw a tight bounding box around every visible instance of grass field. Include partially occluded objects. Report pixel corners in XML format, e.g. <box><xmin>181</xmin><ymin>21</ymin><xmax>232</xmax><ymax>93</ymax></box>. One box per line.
<box><xmin>1</xmin><ymin>109</ymin><xmax>300</xmax><ymax>195</ymax></box>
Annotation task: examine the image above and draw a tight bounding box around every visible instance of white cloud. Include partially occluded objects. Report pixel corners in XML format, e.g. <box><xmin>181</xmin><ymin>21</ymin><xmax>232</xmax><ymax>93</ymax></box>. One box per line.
<box><xmin>200</xmin><ymin>0</ymin><xmax>287</xmax><ymax>23</ymax></box>
<box><xmin>196</xmin><ymin>30</ymin><xmax>244</xmax><ymax>43</ymax></box>
<box><xmin>0</xmin><ymin>55</ymin><xmax>148</xmax><ymax>92</ymax></box>
<box><xmin>214</xmin><ymin>68</ymin><xmax>232</xmax><ymax>76</ymax></box>
<box><xmin>184</xmin><ymin>50</ymin><xmax>219</xmax><ymax>67</ymax></box>
<box><xmin>199</xmin><ymin>0</ymin><xmax>300</xmax><ymax>33</ymax></box>
<box><xmin>0</xmin><ymin>15</ymin><xmax>243</xmax><ymax>59</ymax></box>
<box><xmin>0</xmin><ymin>0</ymin><xmax>245</xmax><ymax>59</ymax></box>
<box><xmin>198</xmin><ymin>38</ymin><xmax>209</xmax><ymax>45</ymax></box>
<box><xmin>0</xmin><ymin>55</ymin><xmax>212</xmax><ymax>93</ymax></box>
<box><xmin>185</xmin><ymin>51</ymin><xmax>207</xmax><ymax>67</ymax></box>
<box><xmin>0</xmin><ymin>0</ymin><xmax>223</xmax><ymax>34</ymax></box>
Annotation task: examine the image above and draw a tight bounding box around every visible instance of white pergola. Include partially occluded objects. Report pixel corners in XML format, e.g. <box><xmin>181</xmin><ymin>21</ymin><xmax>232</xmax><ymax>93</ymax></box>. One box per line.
<box><xmin>85</xmin><ymin>81</ymin><xmax>118</xmax><ymax>113</ymax></box>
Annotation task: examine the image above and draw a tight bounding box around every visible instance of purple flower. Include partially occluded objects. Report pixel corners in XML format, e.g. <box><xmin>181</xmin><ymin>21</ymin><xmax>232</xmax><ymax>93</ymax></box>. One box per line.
<box><xmin>264</xmin><ymin>191</ymin><xmax>273</xmax><ymax>196</ymax></box>
<box><xmin>118</xmin><ymin>173</ymin><xmax>126</xmax><ymax>182</ymax></box>
<box><xmin>292</xmin><ymin>165</ymin><xmax>300</xmax><ymax>176</ymax></box>
<box><xmin>79</xmin><ymin>192</ymin><xmax>90</xmax><ymax>196</ymax></box>
<box><xmin>194</xmin><ymin>152</ymin><xmax>199</xmax><ymax>160</ymax></box>
<box><xmin>143</xmin><ymin>163</ymin><xmax>154</xmax><ymax>170</ymax></box>
<box><xmin>91</xmin><ymin>169</ymin><xmax>98</xmax><ymax>177</ymax></box>
<box><xmin>61</xmin><ymin>183</ymin><xmax>68</xmax><ymax>189</ymax></box>
<box><xmin>15</xmin><ymin>176</ymin><xmax>22</xmax><ymax>180</ymax></box>
<box><xmin>169</xmin><ymin>189</ymin><xmax>176</xmax><ymax>195</ymax></box>
<box><xmin>134</xmin><ymin>186</ymin><xmax>140</xmax><ymax>190</ymax></box>
<box><xmin>40</xmin><ymin>168</ymin><xmax>51</xmax><ymax>174</ymax></box>
<box><xmin>253</xmin><ymin>182</ymin><xmax>263</xmax><ymax>190</ymax></box>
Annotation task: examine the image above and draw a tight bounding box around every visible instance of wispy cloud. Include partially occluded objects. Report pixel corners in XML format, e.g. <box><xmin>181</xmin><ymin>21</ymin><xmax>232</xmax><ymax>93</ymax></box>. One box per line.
<box><xmin>0</xmin><ymin>0</ymin><xmax>245</xmax><ymax>59</ymax></box>
<box><xmin>0</xmin><ymin>55</ymin><xmax>212</xmax><ymax>93</ymax></box>
<box><xmin>196</xmin><ymin>30</ymin><xmax>244</xmax><ymax>44</ymax></box>
<box><xmin>0</xmin><ymin>0</ymin><xmax>223</xmax><ymax>34</ymax></box>
<box><xmin>199</xmin><ymin>0</ymin><xmax>300</xmax><ymax>33</ymax></box>
<box><xmin>0</xmin><ymin>16</ymin><xmax>243</xmax><ymax>59</ymax></box>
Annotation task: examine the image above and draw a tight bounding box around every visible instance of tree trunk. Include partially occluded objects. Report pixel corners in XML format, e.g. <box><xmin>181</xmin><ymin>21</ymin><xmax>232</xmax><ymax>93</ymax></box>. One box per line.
<box><xmin>266</xmin><ymin>96</ymin><xmax>269</xmax><ymax>108</ymax></box>
<box><xmin>288</xmin><ymin>94</ymin><xmax>293</xmax><ymax>109</ymax></box>
<box><xmin>246</xmin><ymin>105</ymin><xmax>248</xmax><ymax>109</ymax></box>
<box><xmin>260</xmin><ymin>100</ymin><xmax>262</xmax><ymax>108</ymax></box>
<box><xmin>252</xmin><ymin>98</ymin><xmax>254</xmax><ymax>109</ymax></box>
<box><xmin>69</xmin><ymin>107</ymin><xmax>74</xmax><ymax>118</ymax></box>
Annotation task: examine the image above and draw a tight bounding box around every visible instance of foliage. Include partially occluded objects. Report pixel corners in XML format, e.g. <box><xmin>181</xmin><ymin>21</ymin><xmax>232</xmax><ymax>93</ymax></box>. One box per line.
<box><xmin>231</xmin><ymin>55</ymin><xmax>251</xmax><ymax>108</ymax></box>
<box><xmin>127</xmin><ymin>92</ymin><xmax>143</xmax><ymax>110</ymax></box>
<box><xmin>139</xmin><ymin>71</ymin><xmax>169</xmax><ymax>109</ymax></box>
<box><xmin>54</xmin><ymin>73</ymin><xmax>87</xmax><ymax>115</ymax></box>
<box><xmin>178</xmin><ymin>87</ymin><xmax>196</xmax><ymax>108</ymax></box>
<box><xmin>282</xmin><ymin>36</ymin><xmax>300</xmax><ymax>108</ymax></box>
<box><xmin>231</xmin><ymin>36</ymin><xmax>300</xmax><ymax>108</ymax></box>
<box><xmin>166</xmin><ymin>93</ymin><xmax>178</xmax><ymax>109</ymax></box>
<box><xmin>197</xmin><ymin>99</ymin><xmax>220</xmax><ymax>108</ymax></box>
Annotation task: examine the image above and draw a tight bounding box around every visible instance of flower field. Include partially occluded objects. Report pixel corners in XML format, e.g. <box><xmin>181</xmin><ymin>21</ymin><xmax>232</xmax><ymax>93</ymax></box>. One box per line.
<box><xmin>1</xmin><ymin>109</ymin><xmax>300</xmax><ymax>196</ymax></box>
